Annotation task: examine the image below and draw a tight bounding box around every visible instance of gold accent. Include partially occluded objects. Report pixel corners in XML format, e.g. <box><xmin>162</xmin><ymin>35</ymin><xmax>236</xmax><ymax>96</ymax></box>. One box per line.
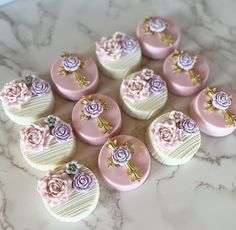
<box><xmin>205</xmin><ymin>87</ymin><xmax>236</xmax><ymax>126</ymax></box>
<box><xmin>80</xmin><ymin>96</ymin><xmax>113</xmax><ymax>134</ymax></box>
<box><xmin>58</xmin><ymin>52</ymin><xmax>90</xmax><ymax>87</ymax></box>
<box><xmin>106</xmin><ymin>139</ymin><xmax>142</xmax><ymax>182</ymax></box>
<box><xmin>144</xmin><ymin>16</ymin><xmax>173</xmax><ymax>45</ymax></box>
<box><xmin>172</xmin><ymin>49</ymin><xmax>201</xmax><ymax>85</ymax></box>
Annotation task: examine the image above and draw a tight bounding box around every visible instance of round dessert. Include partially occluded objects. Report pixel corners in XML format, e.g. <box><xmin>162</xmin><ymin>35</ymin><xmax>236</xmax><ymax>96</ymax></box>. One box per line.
<box><xmin>20</xmin><ymin>115</ymin><xmax>76</xmax><ymax>170</ymax></box>
<box><xmin>120</xmin><ymin>68</ymin><xmax>168</xmax><ymax>120</ymax></box>
<box><xmin>146</xmin><ymin>111</ymin><xmax>201</xmax><ymax>165</ymax></box>
<box><xmin>37</xmin><ymin>161</ymin><xmax>100</xmax><ymax>222</ymax></box>
<box><xmin>72</xmin><ymin>94</ymin><xmax>122</xmax><ymax>145</ymax></box>
<box><xmin>51</xmin><ymin>52</ymin><xmax>99</xmax><ymax>101</ymax></box>
<box><xmin>163</xmin><ymin>50</ymin><xmax>209</xmax><ymax>96</ymax></box>
<box><xmin>98</xmin><ymin>135</ymin><xmax>151</xmax><ymax>191</ymax></box>
<box><xmin>95</xmin><ymin>32</ymin><xmax>141</xmax><ymax>79</ymax></box>
<box><xmin>136</xmin><ymin>16</ymin><xmax>181</xmax><ymax>59</ymax></box>
<box><xmin>190</xmin><ymin>87</ymin><xmax>236</xmax><ymax>137</ymax></box>
<box><xmin>0</xmin><ymin>75</ymin><xmax>55</xmax><ymax>125</ymax></box>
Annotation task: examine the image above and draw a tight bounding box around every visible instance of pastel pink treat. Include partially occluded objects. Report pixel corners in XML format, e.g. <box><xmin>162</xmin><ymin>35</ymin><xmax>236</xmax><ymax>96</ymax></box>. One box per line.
<box><xmin>190</xmin><ymin>87</ymin><xmax>236</xmax><ymax>137</ymax></box>
<box><xmin>136</xmin><ymin>16</ymin><xmax>180</xmax><ymax>59</ymax></box>
<box><xmin>98</xmin><ymin>135</ymin><xmax>151</xmax><ymax>191</ymax></box>
<box><xmin>51</xmin><ymin>52</ymin><xmax>99</xmax><ymax>101</ymax></box>
<box><xmin>163</xmin><ymin>50</ymin><xmax>209</xmax><ymax>96</ymax></box>
<box><xmin>72</xmin><ymin>94</ymin><xmax>122</xmax><ymax>145</ymax></box>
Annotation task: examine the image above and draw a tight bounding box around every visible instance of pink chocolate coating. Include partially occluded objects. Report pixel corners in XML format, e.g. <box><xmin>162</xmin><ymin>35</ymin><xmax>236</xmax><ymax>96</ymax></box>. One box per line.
<box><xmin>189</xmin><ymin>87</ymin><xmax>236</xmax><ymax>137</ymax></box>
<box><xmin>163</xmin><ymin>52</ymin><xmax>209</xmax><ymax>96</ymax></box>
<box><xmin>136</xmin><ymin>17</ymin><xmax>180</xmax><ymax>59</ymax></box>
<box><xmin>51</xmin><ymin>53</ymin><xmax>99</xmax><ymax>101</ymax></box>
<box><xmin>72</xmin><ymin>94</ymin><xmax>122</xmax><ymax>145</ymax></box>
<box><xmin>98</xmin><ymin>135</ymin><xmax>151</xmax><ymax>191</ymax></box>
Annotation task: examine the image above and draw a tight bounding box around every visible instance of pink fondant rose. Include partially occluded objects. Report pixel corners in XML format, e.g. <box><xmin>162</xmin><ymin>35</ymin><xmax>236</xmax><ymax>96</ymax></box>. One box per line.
<box><xmin>96</xmin><ymin>37</ymin><xmax>122</xmax><ymax>61</ymax></box>
<box><xmin>125</xmin><ymin>75</ymin><xmax>150</xmax><ymax>99</ymax></box>
<box><xmin>20</xmin><ymin>123</ymin><xmax>53</xmax><ymax>152</ymax></box>
<box><xmin>152</xmin><ymin>119</ymin><xmax>182</xmax><ymax>149</ymax></box>
<box><xmin>0</xmin><ymin>81</ymin><xmax>32</xmax><ymax>108</ymax></box>
<box><xmin>37</xmin><ymin>171</ymin><xmax>73</xmax><ymax>207</ymax></box>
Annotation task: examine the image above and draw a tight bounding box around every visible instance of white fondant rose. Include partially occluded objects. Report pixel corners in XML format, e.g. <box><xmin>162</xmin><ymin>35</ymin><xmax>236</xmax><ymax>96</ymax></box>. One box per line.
<box><xmin>212</xmin><ymin>91</ymin><xmax>232</xmax><ymax>110</ymax></box>
<box><xmin>177</xmin><ymin>53</ymin><xmax>196</xmax><ymax>71</ymax></box>
<box><xmin>149</xmin><ymin>18</ymin><xmax>166</xmax><ymax>33</ymax></box>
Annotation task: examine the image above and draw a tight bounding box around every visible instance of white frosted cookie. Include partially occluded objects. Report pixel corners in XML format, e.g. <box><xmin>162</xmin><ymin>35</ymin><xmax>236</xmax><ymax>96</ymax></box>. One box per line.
<box><xmin>0</xmin><ymin>75</ymin><xmax>55</xmax><ymax>125</ymax></box>
<box><xmin>96</xmin><ymin>32</ymin><xmax>141</xmax><ymax>79</ymax></box>
<box><xmin>20</xmin><ymin>115</ymin><xmax>76</xmax><ymax>170</ymax></box>
<box><xmin>146</xmin><ymin>111</ymin><xmax>201</xmax><ymax>165</ymax></box>
<box><xmin>37</xmin><ymin>161</ymin><xmax>100</xmax><ymax>222</ymax></box>
<box><xmin>120</xmin><ymin>68</ymin><xmax>168</xmax><ymax>120</ymax></box>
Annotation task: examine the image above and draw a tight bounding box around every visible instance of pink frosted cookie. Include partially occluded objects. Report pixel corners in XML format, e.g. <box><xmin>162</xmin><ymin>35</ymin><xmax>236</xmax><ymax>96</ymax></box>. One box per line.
<box><xmin>190</xmin><ymin>87</ymin><xmax>236</xmax><ymax>137</ymax></box>
<box><xmin>98</xmin><ymin>135</ymin><xmax>151</xmax><ymax>191</ymax></box>
<box><xmin>0</xmin><ymin>74</ymin><xmax>55</xmax><ymax>125</ymax></box>
<box><xmin>146</xmin><ymin>111</ymin><xmax>201</xmax><ymax>165</ymax></box>
<box><xmin>20</xmin><ymin>115</ymin><xmax>76</xmax><ymax>170</ymax></box>
<box><xmin>37</xmin><ymin>161</ymin><xmax>99</xmax><ymax>222</ymax></box>
<box><xmin>136</xmin><ymin>16</ymin><xmax>180</xmax><ymax>59</ymax></box>
<box><xmin>72</xmin><ymin>94</ymin><xmax>122</xmax><ymax>145</ymax></box>
<box><xmin>163</xmin><ymin>50</ymin><xmax>209</xmax><ymax>96</ymax></box>
<box><xmin>120</xmin><ymin>68</ymin><xmax>168</xmax><ymax>120</ymax></box>
<box><xmin>95</xmin><ymin>32</ymin><xmax>141</xmax><ymax>79</ymax></box>
<box><xmin>51</xmin><ymin>52</ymin><xmax>99</xmax><ymax>101</ymax></box>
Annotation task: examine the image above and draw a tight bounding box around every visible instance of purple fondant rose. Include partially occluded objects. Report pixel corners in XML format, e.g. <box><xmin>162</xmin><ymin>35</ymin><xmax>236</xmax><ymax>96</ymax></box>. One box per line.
<box><xmin>52</xmin><ymin>123</ymin><xmax>72</xmax><ymax>142</ymax></box>
<box><xmin>121</xmin><ymin>36</ymin><xmax>139</xmax><ymax>54</ymax></box>
<box><xmin>112</xmin><ymin>146</ymin><xmax>131</xmax><ymax>166</ymax></box>
<box><xmin>0</xmin><ymin>81</ymin><xmax>32</xmax><ymax>108</ymax></box>
<box><xmin>37</xmin><ymin>171</ymin><xmax>73</xmax><ymax>207</ymax></box>
<box><xmin>152</xmin><ymin>119</ymin><xmax>182</xmax><ymax>149</ymax></box>
<box><xmin>63</xmin><ymin>55</ymin><xmax>81</xmax><ymax>72</ymax></box>
<box><xmin>73</xmin><ymin>172</ymin><xmax>94</xmax><ymax>193</ymax></box>
<box><xmin>84</xmin><ymin>100</ymin><xmax>104</xmax><ymax>118</ymax></box>
<box><xmin>31</xmin><ymin>79</ymin><xmax>51</xmax><ymax>96</ymax></box>
<box><xmin>212</xmin><ymin>91</ymin><xmax>232</xmax><ymax>110</ymax></box>
<box><xmin>177</xmin><ymin>53</ymin><xmax>196</xmax><ymax>71</ymax></box>
<box><xmin>179</xmin><ymin>117</ymin><xmax>199</xmax><ymax>136</ymax></box>
<box><xmin>149</xmin><ymin>18</ymin><xmax>166</xmax><ymax>33</ymax></box>
<box><xmin>149</xmin><ymin>76</ymin><xmax>166</xmax><ymax>94</ymax></box>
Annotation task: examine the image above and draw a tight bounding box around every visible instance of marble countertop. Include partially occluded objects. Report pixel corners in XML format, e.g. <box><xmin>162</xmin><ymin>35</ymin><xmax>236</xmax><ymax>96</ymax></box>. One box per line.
<box><xmin>0</xmin><ymin>0</ymin><xmax>236</xmax><ymax>229</ymax></box>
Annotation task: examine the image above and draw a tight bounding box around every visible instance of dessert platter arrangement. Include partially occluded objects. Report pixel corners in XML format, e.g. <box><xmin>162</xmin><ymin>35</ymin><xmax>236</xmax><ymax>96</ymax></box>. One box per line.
<box><xmin>0</xmin><ymin>16</ymin><xmax>236</xmax><ymax>222</ymax></box>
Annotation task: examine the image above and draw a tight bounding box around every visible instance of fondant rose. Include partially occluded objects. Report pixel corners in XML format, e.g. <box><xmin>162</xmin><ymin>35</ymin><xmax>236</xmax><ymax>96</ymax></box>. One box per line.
<box><xmin>37</xmin><ymin>171</ymin><xmax>73</xmax><ymax>207</ymax></box>
<box><xmin>141</xmin><ymin>68</ymin><xmax>154</xmax><ymax>80</ymax></box>
<box><xmin>44</xmin><ymin>115</ymin><xmax>59</xmax><ymax>128</ymax></box>
<box><xmin>73</xmin><ymin>172</ymin><xmax>94</xmax><ymax>193</ymax></box>
<box><xmin>177</xmin><ymin>53</ymin><xmax>196</xmax><ymax>71</ymax></box>
<box><xmin>152</xmin><ymin>119</ymin><xmax>182</xmax><ymax>149</ymax></box>
<box><xmin>96</xmin><ymin>37</ymin><xmax>122</xmax><ymax>61</ymax></box>
<box><xmin>212</xmin><ymin>91</ymin><xmax>232</xmax><ymax>110</ymax></box>
<box><xmin>179</xmin><ymin>117</ymin><xmax>199</xmax><ymax>135</ymax></box>
<box><xmin>149</xmin><ymin>18</ymin><xmax>166</xmax><ymax>33</ymax></box>
<box><xmin>52</xmin><ymin>123</ymin><xmax>72</xmax><ymax>142</ymax></box>
<box><xmin>31</xmin><ymin>79</ymin><xmax>51</xmax><ymax>96</ymax></box>
<box><xmin>0</xmin><ymin>81</ymin><xmax>32</xmax><ymax>108</ymax></box>
<box><xmin>113</xmin><ymin>32</ymin><xmax>126</xmax><ymax>43</ymax></box>
<box><xmin>149</xmin><ymin>76</ymin><xmax>166</xmax><ymax>94</ymax></box>
<box><xmin>84</xmin><ymin>100</ymin><xmax>104</xmax><ymax>118</ymax></box>
<box><xmin>20</xmin><ymin>123</ymin><xmax>52</xmax><ymax>152</ymax></box>
<box><xmin>65</xmin><ymin>161</ymin><xmax>81</xmax><ymax>175</ymax></box>
<box><xmin>168</xmin><ymin>111</ymin><xmax>184</xmax><ymax>123</ymax></box>
<box><xmin>121</xmin><ymin>36</ymin><xmax>139</xmax><ymax>54</ymax></box>
<box><xmin>125</xmin><ymin>75</ymin><xmax>150</xmax><ymax>100</ymax></box>
<box><xmin>63</xmin><ymin>55</ymin><xmax>81</xmax><ymax>72</ymax></box>
<box><xmin>112</xmin><ymin>146</ymin><xmax>131</xmax><ymax>166</ymax></box>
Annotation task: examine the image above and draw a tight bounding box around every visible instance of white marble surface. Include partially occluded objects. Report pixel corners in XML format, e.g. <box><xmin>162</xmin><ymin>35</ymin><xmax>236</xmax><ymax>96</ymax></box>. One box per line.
<box><xmin>0</xmin><ymin>0</ymin><xmax>236</xmax><ymax>229</ymax></box>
